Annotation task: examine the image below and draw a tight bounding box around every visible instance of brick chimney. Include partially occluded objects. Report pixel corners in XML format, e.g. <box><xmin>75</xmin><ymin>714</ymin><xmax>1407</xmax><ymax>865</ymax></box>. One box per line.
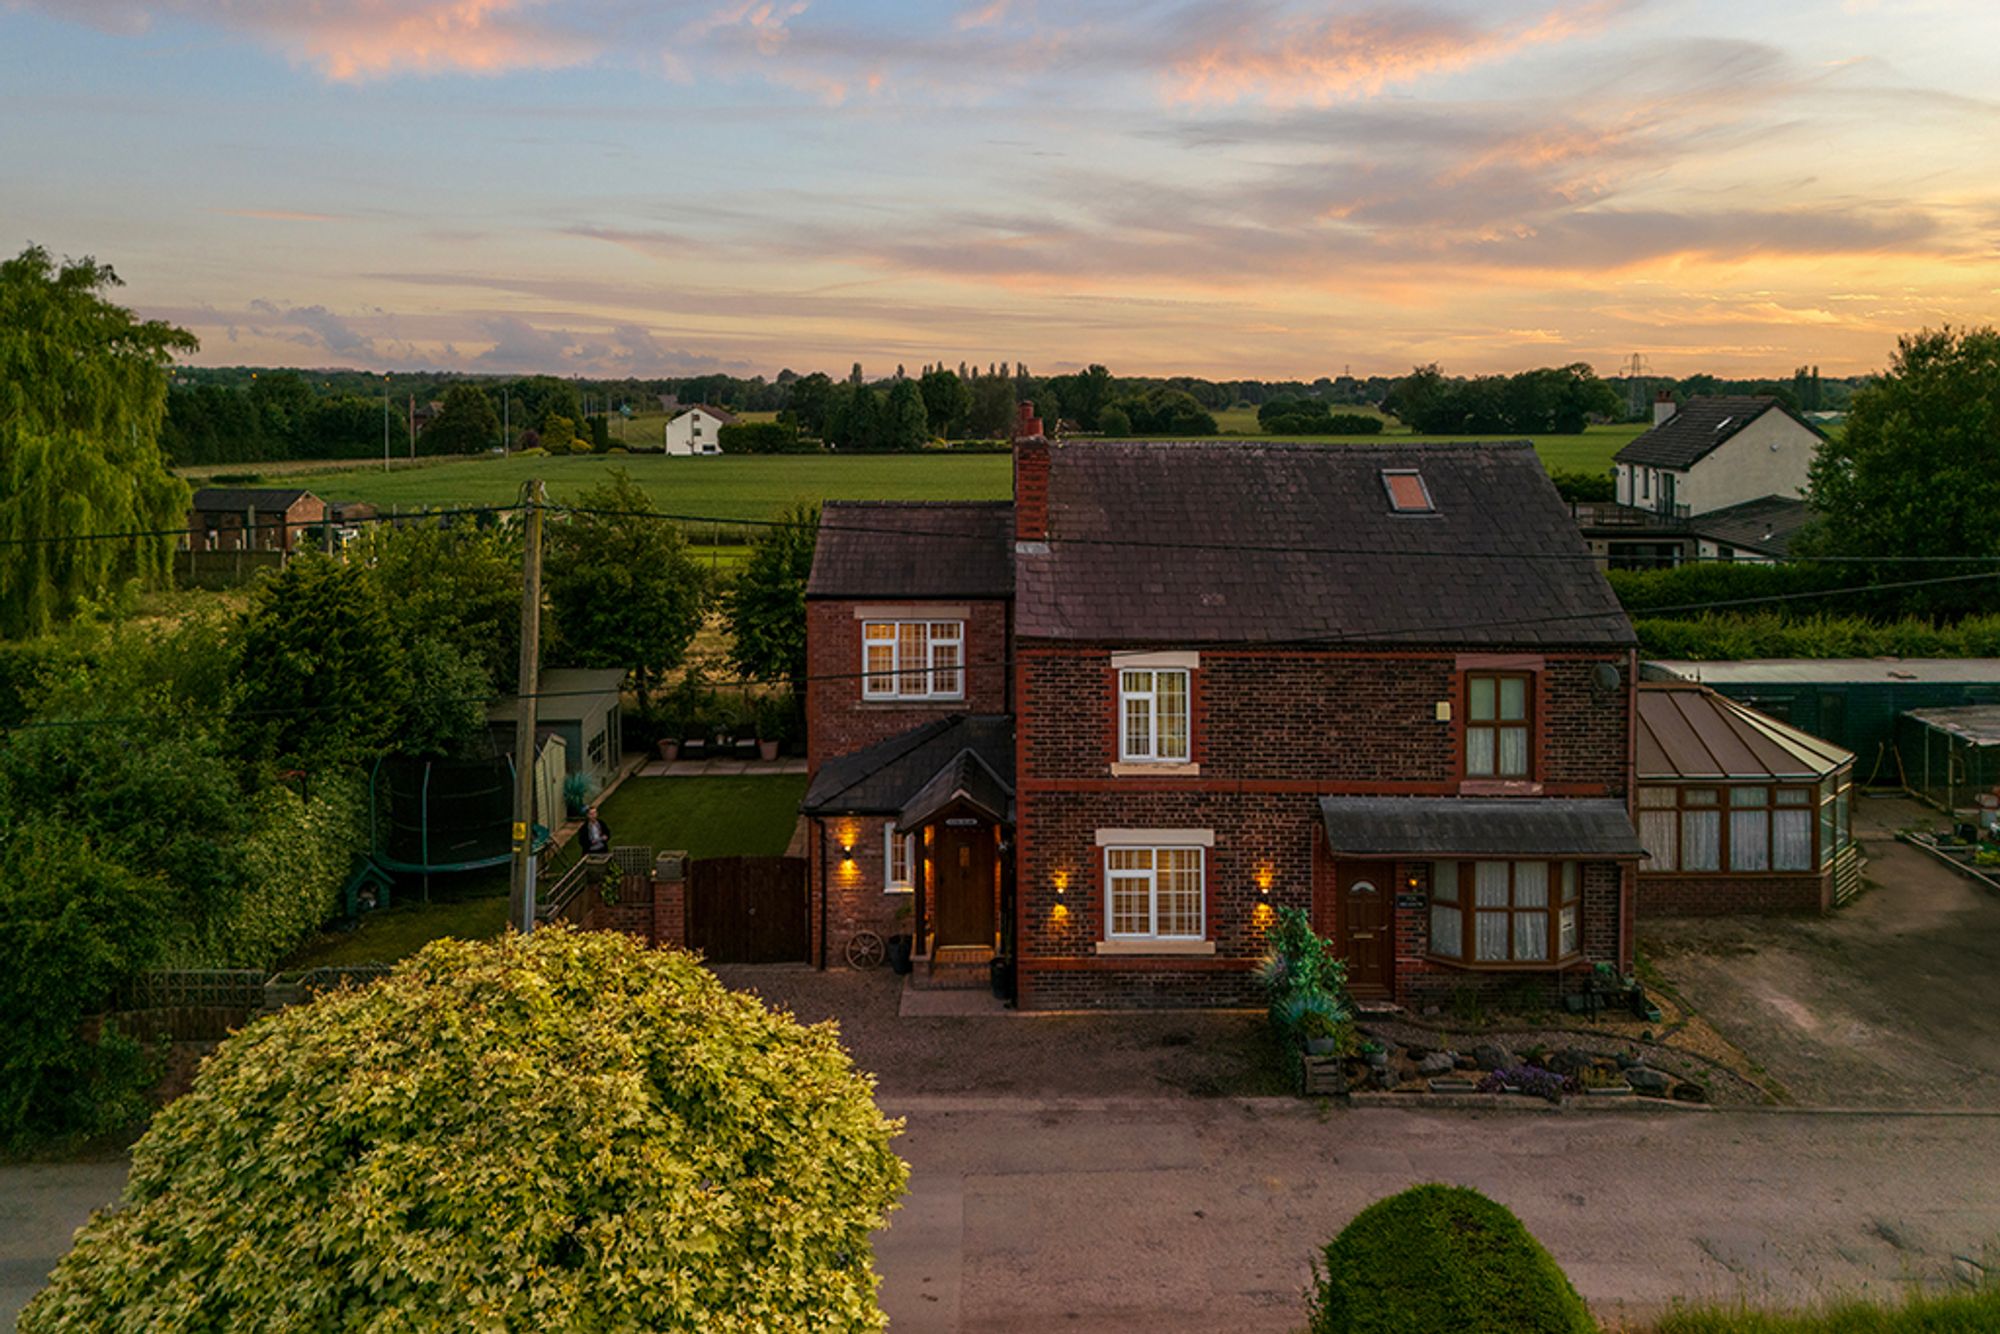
<box><xmin>1013</xmin><ymin>401</ymin><xmax>1049</xmax><ymax>545</ymax></box>
<box><xmin>1653</xmin><ymin>389</ymin><xmax>1677</xmax><ymax>426</ymax></box>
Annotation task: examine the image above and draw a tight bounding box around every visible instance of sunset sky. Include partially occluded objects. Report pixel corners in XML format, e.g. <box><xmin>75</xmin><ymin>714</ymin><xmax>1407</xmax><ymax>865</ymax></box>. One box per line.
<box><xmin>4</xmin><ymin>0</ymin><xmax>1995</xmax><ymax>380</ymax></box>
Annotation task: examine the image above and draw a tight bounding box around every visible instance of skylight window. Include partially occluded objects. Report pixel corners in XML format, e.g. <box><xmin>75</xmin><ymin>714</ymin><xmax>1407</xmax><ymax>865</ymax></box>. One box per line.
<box><xmin>1382</xmin><ymin>469</ymin><xmax>1434</xmax><ymax>513</ymax></box>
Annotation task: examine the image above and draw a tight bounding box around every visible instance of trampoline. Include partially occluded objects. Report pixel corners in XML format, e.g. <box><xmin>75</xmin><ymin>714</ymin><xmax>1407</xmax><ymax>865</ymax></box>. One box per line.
<box><xmin>368</xmin><ymin>754</ymin><xmax>551</xmax><ymax>883</ymax></box>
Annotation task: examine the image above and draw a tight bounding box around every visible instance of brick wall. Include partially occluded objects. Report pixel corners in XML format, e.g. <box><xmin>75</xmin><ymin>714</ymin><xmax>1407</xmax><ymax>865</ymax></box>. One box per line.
<box><xmin>805</xmin><ymin>599</ymin><xmax>1010</xmax><ymax>773</ymax></box>
<box><xmin>806</xmin><ymin>815</ymin><xmax>923</xmax><ymax>967</ymax></box>
<box><xmin>1638</xmin><ymin>871</ymin><xmax>1828</xmax><ymax>916</ymax></box>
<box><xmin>1018</xmin><ymin>644</ymin><xmax>1629</xmax><ymax>792</ymax></box>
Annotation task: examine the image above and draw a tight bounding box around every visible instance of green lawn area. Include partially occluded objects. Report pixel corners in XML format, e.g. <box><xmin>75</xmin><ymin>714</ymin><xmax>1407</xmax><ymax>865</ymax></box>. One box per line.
<box><xmin>598</xmin><ymin>775</ymin><xmax>806</xmax><ymax>859</ymax></box>
<box><xmin>253</xmin><ymin>426</ymin><xmax>1632</xmax><ymax>521</ymax></box>
<box><xmin>286</xmin><ymin>875</ymin><xmax>510</xmax><ymax>968</ymax></box>
<box><xmin>1648</xmin><ymin>1287</ymin><xmax>2000</xmax><ymax>1332</ymax></box>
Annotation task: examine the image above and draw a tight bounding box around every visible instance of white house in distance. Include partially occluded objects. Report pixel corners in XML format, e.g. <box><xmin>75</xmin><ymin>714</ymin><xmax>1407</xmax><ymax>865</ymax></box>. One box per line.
<box><xmin>1614</xmin><ymin>393</ymin><xmax>1823</xmax><ymax>517</ymax></box>
<box><xmin>664</xmin><ymin>405</ymin><xmax>735</xmax><ymax>456</ymax></box>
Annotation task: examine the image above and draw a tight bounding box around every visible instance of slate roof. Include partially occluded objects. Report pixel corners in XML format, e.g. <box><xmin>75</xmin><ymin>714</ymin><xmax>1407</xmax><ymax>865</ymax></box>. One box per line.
<box><xmin>806</xmin><ymin>501</ymin><xmax>1015</xmax><ymax>600</ymax></box>
<box><xmin>1316</xmin><ymin>796</ymin><xmax>1644</xmax><ymax>858</ymax></box>
<box><xmin>800</xmin><ymin>714</ymin><xmax>1014</xmax><ymax>816</ymax></box>
<box><xmin>898</xmin><ymin>747</ymin><xmax>1013</xmax><ymax>828</ymax></box>
<box><xmin>1685</xmin><ymin>495</ymin><xmax>1814</xmax><ymax>558</ymax></box>
<box><xmin>1613</xmin><ymin>397</ymin><xmax>1820</xmax><ymax>471</ymax></box>
<box><xmin>1014</xmin><ymin>440</ymin><xmax>1632</xmax><ymax>647</ymax></box>
<box><xmin>1637</xmin><ymin>683</ymin><xmax>1851</xmax><ymax>781</ymax></box>
<box><xmin>190</xmin><ymin>486</ymin><xmax>317</xmax><ymax>512</ymax></box>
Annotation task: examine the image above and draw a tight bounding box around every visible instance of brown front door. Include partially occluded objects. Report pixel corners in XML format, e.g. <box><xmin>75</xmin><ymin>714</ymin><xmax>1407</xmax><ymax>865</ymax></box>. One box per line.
<box><xmin>933</xmin><ymin>823</ymin><xmax>995</xmax><ymax>947</ymax></box>
<box><xmin>1338</xmin><ymin>863</ymin><xmax>1393</xmax><ymax>996</ymax></box>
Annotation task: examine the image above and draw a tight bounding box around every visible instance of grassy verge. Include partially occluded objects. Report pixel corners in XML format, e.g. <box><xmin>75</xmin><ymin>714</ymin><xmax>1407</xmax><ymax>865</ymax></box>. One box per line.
<box><xmin>597</xmin><ymin>775</ymin><xmax>806</xmax><ymax>859</ymax></box>
<box><xmin>1647</xmin><ymin>1287</ymin><xmax>2000</xmax><ymax>1332</ymax></box>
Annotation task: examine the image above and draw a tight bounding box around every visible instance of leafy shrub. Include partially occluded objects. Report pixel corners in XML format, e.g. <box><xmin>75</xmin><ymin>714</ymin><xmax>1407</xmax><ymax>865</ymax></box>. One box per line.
<box><xmin>719</xmin><ymin>420</ymin><xmax>814</xmax><ymax>454</ymax></box>
<box><xmin>1259</xmin><ymin>906</ymin><xmax>1352</xmax><ymax>1052</ymax></box>
<box><xmin>21</xmin><ymin>929</ymin><xmax>908</xmax><ymax>1332</ymax></box>
<box><xmin>1310</xmin><ymin>1185</ymin><xmax>1595</xmax><ymax>1334</ymax></box>
<box><xmin>1549</xmin><ymin>469</ymin><xmax>1614</xmax><ymax>502</ymax></box>
<box><xmin>1324</xmin><ymin>412</ymin><xmax>1383</xmax><ymax>434</ymax></box>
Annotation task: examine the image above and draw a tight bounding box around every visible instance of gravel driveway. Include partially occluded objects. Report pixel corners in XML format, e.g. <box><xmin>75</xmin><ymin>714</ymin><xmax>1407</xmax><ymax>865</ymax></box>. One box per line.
<box><xmin>1644</xmin><ymin>795</ymin><xmax>2000</xmax><ymax>1109</ymax></box>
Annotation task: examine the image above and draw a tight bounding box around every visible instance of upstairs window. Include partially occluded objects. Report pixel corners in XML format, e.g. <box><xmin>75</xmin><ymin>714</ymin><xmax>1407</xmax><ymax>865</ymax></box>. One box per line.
<box><xmin>862</xmin><ymin>621</ymin><xmax>964</xmax><ymax>700</ymax></box>
<box><xmin>1465</xmin><ymin>672</ymin><xmax>1532</xmax><ymax>778</ymax></box>
<box><xmin>1119</xmin><ymin>668</ymin><xmax>1190</xmax><ymax>762</ymax></box>
<box><xmin>1382</xmin><ymin>469</ymin><xmax>1434</xmax><ymax>513</ymax></box>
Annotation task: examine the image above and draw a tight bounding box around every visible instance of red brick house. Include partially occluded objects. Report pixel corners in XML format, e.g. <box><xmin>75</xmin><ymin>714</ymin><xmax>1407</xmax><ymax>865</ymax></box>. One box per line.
<box><xmin>803</xmin><ymin>408</ymin><xmax>1649</xmax><ymax>1008</ymax></box>
<box><xmin>186</xmin><ymin>487</ymin><xmax>327</xmax><ymax>553</ymax></box>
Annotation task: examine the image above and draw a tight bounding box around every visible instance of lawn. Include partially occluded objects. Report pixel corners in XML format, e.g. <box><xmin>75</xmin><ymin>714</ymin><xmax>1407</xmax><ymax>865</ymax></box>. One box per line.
<box><xmin>597</xmin><ymin>775</ymin><xmax>806</xmax><ymax>859</ymax></box>
<box><xmin>254</xmin><ymin>427</ymin><xmax>1632</xmax><ymax>521</ymax></box>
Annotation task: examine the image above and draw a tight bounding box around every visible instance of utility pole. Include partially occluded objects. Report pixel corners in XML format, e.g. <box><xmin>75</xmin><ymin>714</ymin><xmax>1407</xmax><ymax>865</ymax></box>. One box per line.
<box><xmin>509</xmin><ymin>479</ymin><xmax>546</xmax><ymax>933</ymax></box>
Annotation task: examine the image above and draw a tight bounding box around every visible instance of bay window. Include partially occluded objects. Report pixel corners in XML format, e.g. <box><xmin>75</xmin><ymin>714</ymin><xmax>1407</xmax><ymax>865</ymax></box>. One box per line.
<box><xmin>1119</xmin><ymin>668</ymin><xmax>1190</xmax><ymax>763</ymax></box>
<box><xmin>862</xmin><ymin>620</ymin><xmax>963</xmax><ymax>700</ymax></box>
<box><xmin>1429</xmin><ymin>861</ymin><xmax>1580</xmax><ymax>965</ymax></box>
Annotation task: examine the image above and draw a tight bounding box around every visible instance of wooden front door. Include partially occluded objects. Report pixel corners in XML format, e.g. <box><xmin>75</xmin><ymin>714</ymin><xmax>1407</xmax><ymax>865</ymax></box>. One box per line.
<box><xmin>1337</xmin><ymin>863</ymin><xmax>1393</xmax><ymax>996</ymax></box>
<box><xmin>933</xmin><ymin>823</ymin><xmax>995</xmax><ymax>948</ymax></box>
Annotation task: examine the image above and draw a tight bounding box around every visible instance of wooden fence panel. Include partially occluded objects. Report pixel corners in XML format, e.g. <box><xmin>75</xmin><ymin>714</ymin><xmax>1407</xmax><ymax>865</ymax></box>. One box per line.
<box><xmin>687</xmin><ymin>856</ymin><xmax>809</xmax><ymax>964</ymax></box>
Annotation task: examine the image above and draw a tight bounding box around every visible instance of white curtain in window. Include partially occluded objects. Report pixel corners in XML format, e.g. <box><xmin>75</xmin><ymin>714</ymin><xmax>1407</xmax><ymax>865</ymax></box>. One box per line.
<box><xmin>1640</xmin><ymin>811</ymin><xmax>1678</xmax><ymax>870</ymax></box>
<box><xmin>1431</xmin><ymin>904</ymin><xmax>1462</xmax><ymax>957</ymax></box>
<box><xmin>1682</xmin><ymin>811</ymin><xmax>1720</xmax><ymax>871</ymax></box>
<box><xmin>1773</xmin><ymin>810</ymin><xmax>1813</xmax><ymax>871</ymax></box>
<box><xmin>1730</xmin><ymin>811</ymin><xmax>1769</xmax><ymax>871</ymax></box>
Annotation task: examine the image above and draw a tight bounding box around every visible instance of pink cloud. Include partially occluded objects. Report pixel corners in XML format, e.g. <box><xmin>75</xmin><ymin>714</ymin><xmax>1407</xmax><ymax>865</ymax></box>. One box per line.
<box><xmin>32</xmin><ymin>0</ymin><xmax>600</xmax><ymax>80</ymax></box>
<box><xmin>1168</xmin><ymin>3</ymin><xmax>1625</xmax><ymax>106</ymax></box>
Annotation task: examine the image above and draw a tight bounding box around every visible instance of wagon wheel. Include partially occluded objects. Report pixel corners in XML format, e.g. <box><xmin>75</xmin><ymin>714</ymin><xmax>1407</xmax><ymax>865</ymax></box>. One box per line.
<box><xmin>845</xmin><ymin>930</ymin><xmax>886</xmax><ymax>970</ymax></box>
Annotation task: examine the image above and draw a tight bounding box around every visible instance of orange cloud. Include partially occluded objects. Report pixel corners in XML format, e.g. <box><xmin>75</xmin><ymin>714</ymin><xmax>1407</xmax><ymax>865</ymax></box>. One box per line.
<box><xmin>1168</xmin><ymin>2</ymin><xmax>1623</xmax><ymax>106</ymax></box>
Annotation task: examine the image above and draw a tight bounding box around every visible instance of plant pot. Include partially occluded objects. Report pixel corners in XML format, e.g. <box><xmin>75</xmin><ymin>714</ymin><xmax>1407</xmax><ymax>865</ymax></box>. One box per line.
<box><xmin>758</xmin><ymin>739</ymin><xmax>780</xmax><ymax>761</ymax></box>
<box><xmin>657</xmin><ymin>739</ymin><xmax>680</xmax><ymax>761</ymax></box>
<box><xmin>1305</xmin><ymin>1035</ymin><xmax>1339</xmax><ymax>1056</ymax></box>
<box><xmin>886</xmin><ymin>933</ymin><xmax>913</xmax><ymax>975</ymax></box>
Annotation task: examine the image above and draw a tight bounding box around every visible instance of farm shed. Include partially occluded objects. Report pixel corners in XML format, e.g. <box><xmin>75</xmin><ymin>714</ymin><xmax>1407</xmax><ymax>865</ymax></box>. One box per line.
<box><xmin>488</xmin><ymin>667</ymin><xmax>626</xmax><ymax>791</ymax></box>
<box><xmin>1641</xmin><ymin>659</ymin><xmax>2000</xmax><ymax>777</ymax></box>
<box><xmin>1635</xmin><ymin>683</ymin><xmax>1858</xmax><ymax>913</ymax></box>
<box><xmin>1895</xmin><ymin>706</ymin><xmax>2000</xmax><ymax>817</ymax></box>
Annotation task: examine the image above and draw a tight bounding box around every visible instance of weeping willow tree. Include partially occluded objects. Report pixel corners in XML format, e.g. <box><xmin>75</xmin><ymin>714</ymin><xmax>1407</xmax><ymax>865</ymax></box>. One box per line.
<box><xmin>0</xmin><ymin>246</ymin><xmax>197</xmax><ymax>637</ymax></box>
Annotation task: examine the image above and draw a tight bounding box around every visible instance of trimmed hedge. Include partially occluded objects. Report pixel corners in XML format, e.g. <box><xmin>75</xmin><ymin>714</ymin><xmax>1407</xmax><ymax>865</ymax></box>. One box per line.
<box><xmin>1310</xmin><ymin>1185</ymin><xmax>1594</xmax><ymax>1334</ymax></box>
<box><xmin>1635</xmin><ymin>613</ymin><xmax>2000</xmax><ymax>661</ymax></box>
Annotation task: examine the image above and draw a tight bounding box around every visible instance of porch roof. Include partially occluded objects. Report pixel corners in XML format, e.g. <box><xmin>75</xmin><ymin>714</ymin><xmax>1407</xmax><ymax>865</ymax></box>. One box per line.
<box><xmin>898</xmin><ymin>748</ymin><xmax>1012</xmax><ymax>828</ymax></box>
<box><xmin>1317</xmin><ymin>796</ymin><xmax>1643</xmax><ymax>859</ymax></box>
<box><xmin>801</xmin><ymin>713</ymin><xmax>1014</xmax><ymax>817</ymax></box>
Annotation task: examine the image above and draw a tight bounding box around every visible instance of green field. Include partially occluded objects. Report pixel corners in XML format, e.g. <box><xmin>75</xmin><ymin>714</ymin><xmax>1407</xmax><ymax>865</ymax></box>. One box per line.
<box><xmin>261</xmin><ymin>426</ymin><xmax>1635</xmax><ymax>521</ymax></box>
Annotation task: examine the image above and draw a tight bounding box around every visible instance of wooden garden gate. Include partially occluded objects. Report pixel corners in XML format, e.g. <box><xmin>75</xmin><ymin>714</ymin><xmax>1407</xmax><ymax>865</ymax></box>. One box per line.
<box><xmin>686</xmin><ymin>856</ymin><xmax>809</xmax><ymax>963</ymax></box>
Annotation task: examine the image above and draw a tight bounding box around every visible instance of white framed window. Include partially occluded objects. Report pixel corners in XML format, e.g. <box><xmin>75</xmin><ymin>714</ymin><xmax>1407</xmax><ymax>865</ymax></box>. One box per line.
<box><xmin>861</xmin><ymin>620</ymin><xmax>964</xmax><ymax>700</ymax></box>
<box><xmin>1104</xmin><ymin>845</ymin><xmax>1205</xmax><ymax>941</ymax></box>
<box><xmin>884</xmin><ymin>822</ymin><xmax>914</xmax><ymax>892</ymax></box>
<box><xmin>1119</xmin><ymin>668</ymin><xmax>1190</xmax><ymax>762</ymax></box>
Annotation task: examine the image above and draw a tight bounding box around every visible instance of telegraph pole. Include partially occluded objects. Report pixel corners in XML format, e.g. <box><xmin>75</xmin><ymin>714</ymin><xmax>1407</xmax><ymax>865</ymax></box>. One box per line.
<box><xmin>509</xmin><ymin>480</ymin><xmax>546</xmax><ymax>933</ymax></box>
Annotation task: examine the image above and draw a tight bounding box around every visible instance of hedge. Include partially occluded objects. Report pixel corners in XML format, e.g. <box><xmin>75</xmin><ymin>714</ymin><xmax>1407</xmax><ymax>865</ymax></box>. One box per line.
<box><xmin>1635</xmin><ymin>613</ymin><xmax>2000</xmax><ymax>661</ymax></box>
<box><xmin>22</xmin><ymin>928</ymin><xmax>908</xmax><ymax>1332</ymax></box>
<box><xmin>1310</xmin><ymin>1185</ymin><xmax>1594</xmax><ymax>1334</ymax></box>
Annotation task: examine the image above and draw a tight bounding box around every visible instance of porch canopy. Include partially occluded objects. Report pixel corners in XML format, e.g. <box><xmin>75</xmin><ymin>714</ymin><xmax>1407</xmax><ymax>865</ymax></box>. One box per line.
<box><xmin>1317</xmin><ymin>796</ymin><xmax>1643</xmax><ymax>859</ymax></box>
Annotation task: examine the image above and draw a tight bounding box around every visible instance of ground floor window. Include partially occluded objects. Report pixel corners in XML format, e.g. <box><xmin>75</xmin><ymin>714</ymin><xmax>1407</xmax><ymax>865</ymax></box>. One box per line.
<box><xmin>1105</xmin><ymin>846</ymin><xmax>1204</xmax><ymax>941</ymax></box>
<box><xmin>884</xmin><ymin>822</ymin><xmax>914</xmax><ymax>892</ymax></box>
<box><xmin>1640</xmin><ymin>782</ymin><xmax>1825</xmax><ymax>874</ymax></box>
<box><xmin>1429</xmin><ymin>861</ymin><xmax>1580</xmax><ymax>965</ymax></box>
